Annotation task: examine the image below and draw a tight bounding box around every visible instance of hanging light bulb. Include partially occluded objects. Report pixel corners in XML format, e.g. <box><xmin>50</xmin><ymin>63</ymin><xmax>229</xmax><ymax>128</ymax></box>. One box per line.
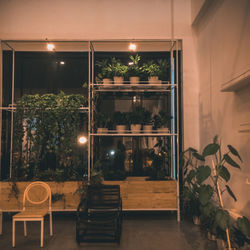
<box><xmin>47</xmin><ymin>43</ymin><xmax>55</xmax><ymax>51</ymax></box>
<box><xmin>129</xmin><ymin>43</ymin><xmax>136</xmax><ymax>51</ymax></box>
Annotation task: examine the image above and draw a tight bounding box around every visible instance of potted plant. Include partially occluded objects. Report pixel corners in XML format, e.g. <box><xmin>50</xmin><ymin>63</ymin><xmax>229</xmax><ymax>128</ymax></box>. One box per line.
<box><xmin>153</xmin><ymin>110</ymin><xmax>171</xmax><ymax>133</ymax></box>
<box><xmin>157</xmin><ymin>59</ymin><xmax>169</xmax><ymax>82</ymax></box>
<box><xmin>127</xmin><ymin>54</ymin><xmax>141</xmax><ymax>84</ymax></box>
<box><xmin>110</xmin><ymin>58</ymin><xmax>128</xmax><ymax>84</ymax></box>
<box><xmin>142</xmin><ymin>61</ymin><xmax>161</xmax><ymax>84</ymax></box>
<box><xmin>96</xmin><ymin>59</ymin><xmax>112</xmax><ymax>85</ymax></box>
<box><xmin>127</xmin><ymin>106</ymin><xmax>144</xmax><ymax>133</ymax></box>
<box><xmin>95</xmin><ymin>112</ymin><xmax>110</xmax><ymax>133</ymax></box>
<box><xmin>142</xmin><ymin>109</ymin><xmax>153</xmax><ymax>133</ymax></box>
<box><xmin>113</xmin><ymin>111</ymin><xmax>128</xmax><ymax>133</ymax></box>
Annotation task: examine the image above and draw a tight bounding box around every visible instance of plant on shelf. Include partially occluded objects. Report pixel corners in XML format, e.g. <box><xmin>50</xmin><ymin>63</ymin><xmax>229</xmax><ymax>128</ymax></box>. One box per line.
<box><xmin>181</xmin><ymin>135</ymin><xmax>250</xmax><ymax>249</ymax></box>
<box><xmin>142</xmin><ymin>109</ymin><xmax>153</xmax><ymax>133</ymax></box>
<box><xmin>110</xmin><ymin>58</ymin><xmax>128</xmax><ymax>84</ymax></box>
<box><xmin>127</xmin><ymin>54</ymin><xmax>141</xmax><ymax>84</ymax></box>
<box><xmin>96</xmin><ymin>59</ymin><xmax>112</xmax><ymax>84</ymax></box>
<box><xmin>157</xmin><ymin>59</ymin><xmax>170</xmax><ymax>82</ymax></box>
<box><xmin>153</xmin><ymin>110</ymin><xmax>171</xmax><ymax>132</ymax></box>
<box><xmin>95</xmin><ymin>112</ymin><xmax>110</xmax><ymax>133</ymax></box>
<box><xmin>127</xmin><ymin>106</ymin><xmax>145</xmax><ymax>133</ymax></box>
<box><xmin>113</xmin><ymin>111</ymin><xmax>128</xmax><ymax>133</ymax></box>
<box><xmin>142</xmin><ymin>60</ymin><xmax>161</xmax><ymax>84</ymax></box>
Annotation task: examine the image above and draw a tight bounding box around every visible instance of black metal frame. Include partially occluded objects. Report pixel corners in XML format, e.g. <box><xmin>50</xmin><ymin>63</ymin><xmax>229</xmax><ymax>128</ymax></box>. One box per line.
<box><xmin>76</xmin><ymin>184</ymin><xmax>122</xmax><ymax>244</ymax></box>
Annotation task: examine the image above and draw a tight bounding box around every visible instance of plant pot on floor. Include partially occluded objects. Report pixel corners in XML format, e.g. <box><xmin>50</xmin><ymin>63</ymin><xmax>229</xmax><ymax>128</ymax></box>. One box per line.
<box><xmin>129</xmin><ymin>76</ymin><xmax>140</xmax><ymax>84</ymax></box>
<box><xmin>114</xmin><ymin>76</ymin><xmax>124</xmax><ymax>84</ymax></box>
<box><xmin>116</xmin><ymin>125</ymin><xmax>126</xmax><ymax>133</ymax></box>
<box><xmin>148</xmin><ymin>76</ymin><xmax>160</xmax><ymax>84</ymax></box>
<box><xmin>143</xmin><ymin>125</ymin><xmax>153</xmax><ymax>133</ymax></box>
<box><xmin>130</xmin><ymin>124</ymin><xmax>141</xmax><ymax>133</ymax></box>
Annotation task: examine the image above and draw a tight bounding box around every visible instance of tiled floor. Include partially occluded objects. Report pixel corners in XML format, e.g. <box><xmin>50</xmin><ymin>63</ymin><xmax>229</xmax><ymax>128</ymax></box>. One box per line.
<box><xmin>0</xmin><ymin>212</ymin><xmax>218</xmax><ymax>250</ymax></box>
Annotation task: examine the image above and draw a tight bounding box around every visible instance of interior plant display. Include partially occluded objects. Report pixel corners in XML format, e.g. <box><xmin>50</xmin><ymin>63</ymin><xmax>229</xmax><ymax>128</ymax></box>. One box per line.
<box><xmin>142</xmin><ymin>109</ymin><xmax>153</xmax><ymax>133</ymax></box>
<box><xmin>142</xmin><ymin>60</ymin><xmax>161</xmax><ymax>84</ymax></box>
<box><xmin>153</xmin><ymin>110</ymin><xmax>171</xmax><ymax>132</ymax></box>
<box><xmin>127</xmin><ymin>106</ymin><xmax>145</xmax><ymax>133</ymax></box>
<box><xmin>110</xmin><ymin>58</ymin><xmax>128</xmax><ymax>84</ymax></box>
<box><xmin>96</xmin><ymin>59</ymin><xmax>112</xmax><ymax>84</ymax></box>
<box><xmin>13</xmin><ymin>92</ymin><xmax>88</xmax><ymax>181</ymax></box>
<box><xmin>95</xmin><ymin>112</ymin><xmax>110</xmax><ymax>133</ymax></box>
<box><xmin>127</xmin><ymin>54</ymin><xmax>141</xmax><ymax>84</ymax></box>
<box><xmin>113</xmin><ymin>111</ymin><xmax>128</xmax><ymax>133</ymax></box>
<box><xmin>157</xmin><ymin>59</ymin><xmax>170</xmax><ymax>82</ymax></box>
<box><xmin>181</xmin><ymin>136</ymin><xmax>250</xmax><ymax>249</ymax></box>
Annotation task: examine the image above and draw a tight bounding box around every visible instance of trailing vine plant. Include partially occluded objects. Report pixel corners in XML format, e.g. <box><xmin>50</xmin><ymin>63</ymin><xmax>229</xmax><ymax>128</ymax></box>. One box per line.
<box><xmin>12</xmin><ymin>92</ymin><xmax>88</xmax><ymax>181</ymax></box>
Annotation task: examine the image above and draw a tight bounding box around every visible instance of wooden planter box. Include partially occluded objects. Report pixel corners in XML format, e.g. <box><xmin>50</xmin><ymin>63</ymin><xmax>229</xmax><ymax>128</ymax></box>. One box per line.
<box><xmin>0</xmin><ymin>181</ymin><xmax>83</xmax><ymax>211</ymax></box>
<box><xmin>103</xmin><ymin>177</ymin><xmax>177</xmax><ymax>210</ymax></box>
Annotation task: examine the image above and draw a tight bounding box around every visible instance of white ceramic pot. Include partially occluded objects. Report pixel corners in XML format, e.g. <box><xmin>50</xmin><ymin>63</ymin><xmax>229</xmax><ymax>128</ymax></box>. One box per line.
<box><xmin>143</xmin><ymin>125</ymin><xmax>153</xmax><ymax>133</ymax></box>
<box><xmin>113</xmin><ymin>76</ymin><xmax>124</xmax><ymax>84</ymax></box>
<box><xmin>102</xmin><ymin>78</ymin><xmax>112</xmax><ymax>85</ymax></box>
<box><xmin>148</xmin><ymin>76</ymin><xmax>159</xmax><ymax>84</ymax></box>
<box><xmin>116</xmin><ymin>125</ymin><xmax>126</xmax><ymax>133</ymax></box>
<box><xmin>157</xmin><ymin>127</ymin><xmax>170</xmax><ymax>133</ymax></box>
<box><xmin>97</xmin><ymin>128</ymin><xmax>108</xmax><ymax>133</ymax></box>
<box><xmin>129</xmin><ymin>76</ymin><xmax>140</xmax><ymax>84</ymax></box>
<box><xmin>130</xmin><ymin>124</ymin><xmax>141</xmax><ymax>133</ymax></box>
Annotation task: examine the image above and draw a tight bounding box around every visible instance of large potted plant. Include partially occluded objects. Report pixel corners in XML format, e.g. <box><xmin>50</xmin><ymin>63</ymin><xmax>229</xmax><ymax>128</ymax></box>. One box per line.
<box><xmin>127</xmin><ymin>54</ymin><xmax>141</xmax><ymax>84</ymax></box>
<box><xmin>96</xmin><ymin>59</ymin><xmax>112</xmax><ymax>85</ymax></box>
<box><xmin>95</xmin><ymin>112</ymin><xmax>110</xmax><ymax>133</ymax></box>
<box><xmin>127</xmin><ymin>106</ymin><xmax>144</xmax><ymax>133</ymax></box>
<box><xmin>113</xmin><ymin>111</ymin><xmax>128</xmax><ymax>133</ymax></box>
<box><xmin>142</xmin><ymin>61</ymin><xmax>161</xmax><ymax>84</ymax></box>
<box><xmin>142</xmin><ymin>109</ymin><xmax>153</xmax><ymax>133</ymax></box>
<box><xmin>110</xmin><ymin>58</ymin><xmax>128</xmax><ymax>84</ymax></box>
<box><xmin>153</xmin><ymin>110</ymin><xmax>171</xmax><ymax>133</ymax></box>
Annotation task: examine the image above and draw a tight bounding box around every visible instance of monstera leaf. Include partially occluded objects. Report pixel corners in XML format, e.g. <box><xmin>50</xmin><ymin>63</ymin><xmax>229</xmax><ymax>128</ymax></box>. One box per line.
<box><xmin>196</xmin><ymin>165</ymin><xmax>211</xmax><ymax>184</ymax></box>
<box><xmin>202</xmin><ymin>143</ymin><xmax>220</xmax><ymax>157</ymax></box>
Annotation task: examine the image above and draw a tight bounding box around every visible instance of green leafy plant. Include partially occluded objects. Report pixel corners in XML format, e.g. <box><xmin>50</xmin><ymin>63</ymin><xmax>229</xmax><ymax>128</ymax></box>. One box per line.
<box><xmin>127</xmin><ymin>106</ymin><xmax>145</xmax><ymax>125</ymax></box>
<box><xmin>153</xmin><ymin>110</ymin><xmax>172</xmax><ymax>129</ymax></box>
<box><xmin>96</xmin><ymin>59</ymin><xmax>112</xmax><ymax>81</ymax></box>
<box><xmin>143</xmin><ymin>110</ymin><xmax>153</xmax><ymax>125</ymax></box>
<box><xmin>157</xmin><ymin>59</ymin><xmax>169</xmax><ymax>80</ymax></box>
<box><xmin>142</xmin><ymin>61</ymin><xmax>161</xmax><ymax>77</ymax></box>
<box><xmin>113</xmin><ymin>111</ymin><xmax>128</xmax><ymax>126</ymax></box>
<box><xmin>127</xmin><ymin>54</ymin><xmax>141</xmax><ymax>77</ymax></box>
<box><xmin>110</xmin><ymin>58</ymin><xmax>128</xmax><ymax>77</ymax></box>
<box><xmin>95</xmin><ymin>112</ymin><xmax>110</xmax><ymax>128</ymax></box>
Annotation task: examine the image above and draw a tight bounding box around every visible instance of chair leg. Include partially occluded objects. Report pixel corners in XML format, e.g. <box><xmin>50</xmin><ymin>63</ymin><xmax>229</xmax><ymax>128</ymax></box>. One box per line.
<box><xmin>24</xmin><ymin>221</ymin><xmax>27</xmax><ymax>237</ymax></box>
<box><xmin>12</xmin><ymin>219</ymin><xmax>15</xmax><ymax>247</ymax></box>
<box><xmin>41</xmin><ymin>218</ymin><xmax>44</xmax><ymax>247</ymax></box>
<box><xmin>49</xmin><ymin>212</ymin><xmax>53</xmax><ymax>236</ymax></box>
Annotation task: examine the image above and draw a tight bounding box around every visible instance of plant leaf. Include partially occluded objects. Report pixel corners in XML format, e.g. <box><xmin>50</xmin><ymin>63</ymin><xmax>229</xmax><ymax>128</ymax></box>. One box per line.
<box><xmin>225</xmin><ymin>185</ymin><xmax>237</xmax><ymax>201</ymax></box>
<box><xmin>198</xmin><ymin>184</ymin><xmax>213</xmax><ymax>205</ymax></box>
<box><xmin>224</xmin><ymin>154</ymin><xmax>241</xmax><ymax>169</ymax></box>
<box><xmin>237</xmin><ymin>216</ymin><xmax>250</xmax><ymax>238</ymax></box>
<box><xmin>213</xmin><ymin>135</ymin><xmax>218</xmax><ymax>144</ymax></box>
<box><xmin>215</xmin><ymin>209</ymin><xmax>230</xmax><ymax>231</ymax></box>
<box><xmin>196</xmin><ymin>165</ymin><xmax>211</xmax><ymax>184</ymax></box>
<box><xmin>193</xmin><ymin>152</ymin><xmax>205</xmax><ymax>162</ymax></box>
<box><xmin>228</xmin><ymin>145</ymin><xmax>242</xmax><ymax>162</ymax></box>
<box><xmin>188</xmin><ymin>147</ymin><xmax>198</xmax><ymax>153</ymax></box>
<box><xmin>217</xmin><ymin>165</ymin><xmax>230</xmax><ymax>182</ymax></box>
<box><xmin>202</xmin><ymin>143</ymin><xmax>220</xmax><ymax>157</ymax></box>
<box><xmin>186</xmin><ymin>170</ymin><xmax>196</xmax><ymax>184</ymax></box>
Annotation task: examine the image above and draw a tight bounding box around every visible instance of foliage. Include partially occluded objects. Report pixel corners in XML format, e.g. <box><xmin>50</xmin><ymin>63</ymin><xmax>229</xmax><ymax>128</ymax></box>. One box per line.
<box><xmin>153</xmin><ymin>110</ymin><xmax>172</xmax><ymax>129</ymax></box>
<box><xmin>157</xmin><ymin>59</ymin><xmax>169</xmax><ymax>80</ymax></box>
<box><xmin>127</xmin><ymin>106</ymin><xmax>145</xmax><ymax>125</ymax></box>
<box><xmin>113</xmin><ymin>111</ymin><xmax>128</xmax><ymax>126</ymax></box>
<box><xmin>181</xmin><ymin>136</ymin><xmax>249</xmax><ymax>246</ymax></box>
<box><xmin>110</xmin><ymin>58</ymin><xmax>128</xmax><ymax>77</ymax></box>
<box><xmin>95</xmin><ymin>112</ymin><xmax>110</xmax><ymax>128</ymax></box>
<box><xmin>95</xmin><ymin>59</ymin><xmax>112</xmax><ymax>81</ymax></box>
<box><xmin>143</xmin><ymin>110</ymin><xmax>153</xmax><ymax>125</ymax></box>
<box><xmin>127</xmin><ymin>54</ymin><xmax>141</xmax><ymax>77</ymax></box>
<box><xmin>13</xmin><ymin>92</ymin><xmax>88</xmax><ymax>181</ymax></box>
<box><xmin>142</xmin><ymin>60</ymin><xmax>161</xmax><ymax>77</ymax></box>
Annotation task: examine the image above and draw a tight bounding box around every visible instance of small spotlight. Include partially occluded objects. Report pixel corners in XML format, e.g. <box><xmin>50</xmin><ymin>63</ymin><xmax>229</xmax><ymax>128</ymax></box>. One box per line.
<box><xmin>129</xmin><ymin>43</ymin><xmax>136</xmax><ymax>51</ymax></box>
<box><xmin>60</xmin><ymin>61</ymin><xmax>65</xmax><ymax>65</ymax></box>
<box><xmin>47</xmin><ymin>43</ymin><xmax>55</xmax><ymax>51</ymax></box>
<box><xmin>110</xmin><ymin>150</ymin><xmax>115</xmax><ymax>156</ymax></box>
<box><xmin>78</xmin><ymin>136</ymin><xmax>87</xmax><ymax>144</ymax></box>
<box><xmin>128</xmin><ymin>61</ymin><xmax>134</xmax><ymax>65</ymax></box>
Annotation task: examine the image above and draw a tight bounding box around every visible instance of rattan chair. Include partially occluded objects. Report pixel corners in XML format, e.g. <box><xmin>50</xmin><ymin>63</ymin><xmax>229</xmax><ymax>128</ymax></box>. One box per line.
<box><xmin>76</xmin><ymin>184</ymin><xmax>122</xmax><ymax>244</ymax></box>
<box><xmin>12</xmin><ymin>181</ymin><xmax>53</xmax><ymax>247</ymax></box>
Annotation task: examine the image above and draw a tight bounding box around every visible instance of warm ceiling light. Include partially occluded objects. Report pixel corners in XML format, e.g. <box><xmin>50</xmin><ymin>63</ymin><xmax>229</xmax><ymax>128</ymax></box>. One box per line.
<box><xmin>78</xmin><ymin>136</ymin><xmax>87</xmax><ymax>144</ymax></box>
<box><xmin>47</xmin><ymin>43</ymin><xmax>55</xmax><ymax>51</ymax></box>
<box><xmin>129</xmin><ymin>43</ymin><xmax>136</xmax><ymax>51</ymax></box>
<box><xmin>60</xmin><ymin>61</ymin><xmax>65</xmax><ymax>65</ymax></box>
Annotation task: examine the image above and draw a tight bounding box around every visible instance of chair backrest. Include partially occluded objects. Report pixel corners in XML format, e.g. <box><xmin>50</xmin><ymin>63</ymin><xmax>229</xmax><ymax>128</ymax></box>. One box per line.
<box><xmin>87</xmin><ymin>184</ymin><xmax>121</xmax><ymax>209</ymax></box>
<box><xmin>23</xmin><ymin>181</ymin><xmax>51</xmax><ymax>211</ymax></box>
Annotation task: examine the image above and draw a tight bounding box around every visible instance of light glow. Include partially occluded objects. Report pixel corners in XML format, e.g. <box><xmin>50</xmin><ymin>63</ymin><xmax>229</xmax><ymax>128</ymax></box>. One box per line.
<box><xmin>47</xmin><ymin>43</ymin><xmax>55</xmax><ymax>51</ymax></box>
<box><xmin>110</xmin><ymin>150</ymin><xmax>115</xmax><ymax>156</ymax></box>
<box><xmin>129</xmin><ymin>43</ymin><xmax>136</xmax><ymax>51</ymax></box>
<box><xmin>78</xmin><ymin>136</ymin><xmax>87</xmax><ymax>144</ymax></box>
<box><xmin>60</xmin><ymin>61</ymin><xmax>65</xmax><ymax>65</ymax></box>
<box><xmin>128</xmin><ymin>61</ymin><xmax>134</xmax><ymax>65</ymax></box>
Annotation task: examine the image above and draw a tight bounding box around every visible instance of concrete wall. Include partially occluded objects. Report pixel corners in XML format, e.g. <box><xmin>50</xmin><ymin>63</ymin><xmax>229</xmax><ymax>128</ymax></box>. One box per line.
<box><xmin>194</xmin><ymin>0</ymin><xmax>250</xmax><ymax>216</ymax></box>
<box><xmin>0</xmin><ymin>0</ymin><xmax>200</xmax><ymax>150</ymax></box>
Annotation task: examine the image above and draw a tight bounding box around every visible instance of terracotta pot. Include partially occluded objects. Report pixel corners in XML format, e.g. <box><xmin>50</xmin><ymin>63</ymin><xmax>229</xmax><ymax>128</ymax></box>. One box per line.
<box><xmin>97</xmin><ymin>128</ymin><xmax>108</xmax><ymax>133</ymax></box>
<box><xmin>129</xmin><ymin>76</ymin><xmax>140</xmax><ymax>84</ymax></box>
<box><xmin>130</xmin><ymin>124</ymin><xmax>141</xmax><ymax>133</ymax></box>
<box><xmin>143</xmin><ymin>125</ymin><xmax>153</xmax><ymax>133</ymax></box>
<box><xmin>148</xmin><ymin>76</ymin><xmax>160</xmax><ymax>84</ymax></box>
<box><xmin>113</xmin><ymin>76</ymin><xmax>124</xmax><ymax>84</ymax></box>
<box><xmin>102</xmin><ymin>78</ymin><xmax>112</xmax><ymax>85</ymax></box>
<box><xmin>116</xmin><ymin>125</ymin><xmax>126</xmax><ymax>133</ymax></box>
<box><xmin>157</xmin><ymin>127</ymin><xmax>170</xmax><ymax>133</ymax></box>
